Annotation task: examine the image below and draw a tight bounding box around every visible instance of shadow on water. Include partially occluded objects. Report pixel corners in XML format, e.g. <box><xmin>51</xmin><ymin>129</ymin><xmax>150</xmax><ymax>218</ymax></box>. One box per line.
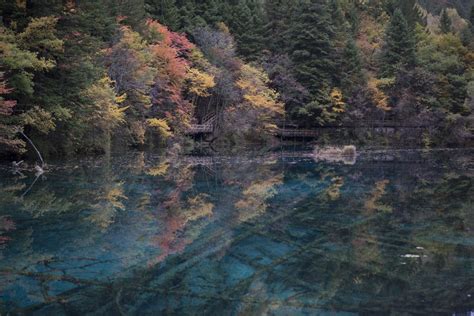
<box><xmin>0</xmin><ymin>149</ymin><xmax>473</xmax><ymax>315</ymax></box>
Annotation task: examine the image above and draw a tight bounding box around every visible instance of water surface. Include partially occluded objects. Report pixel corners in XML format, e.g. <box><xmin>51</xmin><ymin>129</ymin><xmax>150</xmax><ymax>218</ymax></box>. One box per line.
<box><xmin>0</xmin><ymin>149</ymin><xmax>473</xmax><ymax>315</ymax></box>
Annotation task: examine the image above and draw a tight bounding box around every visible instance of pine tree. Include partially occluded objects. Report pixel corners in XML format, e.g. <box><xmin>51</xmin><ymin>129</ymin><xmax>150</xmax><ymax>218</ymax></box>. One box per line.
<box><xmin>286</xmin><ymin>0</ymin><xmax>338</xmax><ymax>125</ymax></box>
<box><xmin>381</xmin><ymin>9</ymin><xmax>417</xmax><ymax>77</ymax></box>
<box><xmin>198</xmin><ymin>0</ymin><xmax>224</xmax><ymax>27</ymax></box>
<box><xmin>146</xmin><ymin>0</ymin><xmax>180</xmax><ymax>30</ymax></box>
<box><xmin>227</xmin><ymin>0</ymin><xmax>266</xmax><ymax>58</ymax></box>
<box><xmin>288</xmin><ymin>1</ymin><xmax>335</xmax><ymax>96</ymax></box>
<box><xmin>113</xmin><ymin>0</ymin><xmax>147</xmax><ymax>29</ymax></box>
<box><xmin>329</xmin><ymin>0</ymin><xmax>350</xmax><ymax>86</ymax></box>
<box><xmin>179</xmin><ymin>0</ymin><xmax>196</xmax><ymax>32</ymax></box>
<box><xmin>440</xmin><ymin>9</ymin><xmax>452</xmax><ymax>34</ymax></box>
<box><xmin>340</xmin><ymin>39</ymin><xmax>363</xmax><ymax>91</ymax></box>
<box><xmin>235</xmin><ymin>0</ymin><xmax>266</xmax><ymax>58</ymax></box>
<box><xmin>385</xmin><ymin>0</ymin><xmax>424</xmax><ymax>29</ymax></box>
<box><xmin>229</xmin><ymin>0</ymin><xmax>253</xmax><ymax>40</ymax></box>
<box><xmin>263</xmin><ymin>0</ymin><xmax>296</xmax><ymax>53</ymax></box>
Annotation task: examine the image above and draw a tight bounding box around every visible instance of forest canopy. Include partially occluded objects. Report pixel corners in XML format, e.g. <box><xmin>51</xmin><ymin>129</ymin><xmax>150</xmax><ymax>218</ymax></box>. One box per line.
<box><xmin>0</xmin><ymin>0</ymin><xmax>473</xmax><ymax>158</ymax></box>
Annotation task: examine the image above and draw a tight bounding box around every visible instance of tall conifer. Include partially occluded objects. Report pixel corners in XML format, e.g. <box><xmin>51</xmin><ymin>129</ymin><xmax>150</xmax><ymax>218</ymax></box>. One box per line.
<box><xmin>381</xmin><ymin>9</ymin><xmax>416</xmax><ymax>77</ymax></box>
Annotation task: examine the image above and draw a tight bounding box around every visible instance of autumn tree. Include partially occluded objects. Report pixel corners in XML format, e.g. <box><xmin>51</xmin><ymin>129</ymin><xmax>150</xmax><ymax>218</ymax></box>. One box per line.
<box><xmin>0</xmin><ymin>16</ymin><xmax>63</xmax><ymax>154</ymax></box>
<box><xmin>0</xmin><ymin>74</ymin><xmax>23</xmax><ymax>155</ymax></box>
<box><xmin>78</xmin><ymin>76</ymin><xmax>128</xmax><ymax>152</ymax></box>
<box><xmin>224</xmin><ymin>63</ymin><xmax>283</xmax><ymax>142</ymax></box>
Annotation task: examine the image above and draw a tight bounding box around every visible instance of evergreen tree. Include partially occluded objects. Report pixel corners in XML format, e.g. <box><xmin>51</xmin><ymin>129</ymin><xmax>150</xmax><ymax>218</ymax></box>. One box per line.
<box><xmin>198</xmin><ymin>0</ymin><xmax>225</xmax><ymax>27</ymax></box>
<box><xmin>381</xmin><ymin>9</ymin><xmax>417</xmax><ymax>77</ymax></box>
<box><xmin>329</xmin><ymin>0</ymin><xmax>350</xmax><ymax>86</ymax></box>
<box><xmin>229</xmin><ymin>0</ymin><xmax>253</xmax><ymax>41</ymax></box>
<box><xmin>145</xmin><ymin>0</ymin><xmax>180</xmax><ymax>30</ymax></box>
<box><xmin>340</xmin><ymin>39</ymin><xmax>363</xmax><ymax>91</ymax></box>
<box><xmin>440</xmin><ymin>9</ymin><xmax>452</xmax><ymax>34</ymax></box>
<box><xmin>385</xmin><ymin>0</ymin><xmax>424</xmax><ymax>29</ymax></box>
<box><xmin>176</xmin><ymin>0</ymin><xmax>196</xmax><ymax>31</ymax></box>
<box><xmin>112</xmin><ymin>0</ymin><xmax>147</xmax><ymax>29</ymax></box>
<box><xmin>227</xmin><ymin>0</ymin><xmax>266</xmax><ymax>58</ymax></box>
<box><xmin>288</xmin><ymin>1</ymin><xmax>335</xmax><ymax>96</ymax></box>
<box><xmin>235</xmin><ymin>0</ymin><xmax>266</xmax><ymax>58</ymax></box>
<box><xmin>263</xmin><ymin>0</ymin><xmax>297</xmax><ymax>53</ymax></box>
<box><xmin>287</xmin><ymin>1</ymin><xmax>338</xmax><ymax>125</ymax></box>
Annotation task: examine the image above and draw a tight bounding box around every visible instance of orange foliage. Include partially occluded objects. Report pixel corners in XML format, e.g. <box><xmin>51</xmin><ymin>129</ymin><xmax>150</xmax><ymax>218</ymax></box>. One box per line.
<box><xmin>145</xmin><ymin>20</ymin><xmax>197</xmax><ymax>129</ymax></box>
<box><xmin>0</xmin><ymin>73</ymin><xmax>16</xmax><ymax>116</ymax></box>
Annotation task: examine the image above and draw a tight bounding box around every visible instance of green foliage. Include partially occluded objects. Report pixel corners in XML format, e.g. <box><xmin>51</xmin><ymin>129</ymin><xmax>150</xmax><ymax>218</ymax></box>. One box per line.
<box><xmin>289</xmin><ymin>1</ymin><xmax>335</xmax><ymax>94</ymax></box>
<box><xmin>263</xmin><ymin>0</ymin><xmax>294</xmax><ymax>52</ymax></box>
<box><xmin>440</xmin><ymin>9</ymin><xmax>453</xmax><ymax>33</ymax></box>
<box><xmin>20</xmin><ymin>106</ymin><xmax>55</xmax><ymax>134</ymax></box>
<box><xmin>340</xmin><ymin>39</ymin><xmax>364</xmax><ymax>91</ymax></box>
<box><xmin>0</xmin><ymin>0</ymin><xmax>472</xmax><ymax>158</ymax></box>
<box><xmin>146</xmin><ymin>0</ymin><xmax>180</xmax><ymax>30</ymax></box>
<box><xmin>416</xmin><ymin>32</ymin><xmax>470</xmax><ymax>113</ymax></box>
<box><xmin>380</xmin><ymin>9</ymin><xmax>417</xmax><ymax>77</ymax></box>
<box><xmin>18</xmin><ymin>16</ymin><xmax>63</xmax><ymax>56</ymax></box>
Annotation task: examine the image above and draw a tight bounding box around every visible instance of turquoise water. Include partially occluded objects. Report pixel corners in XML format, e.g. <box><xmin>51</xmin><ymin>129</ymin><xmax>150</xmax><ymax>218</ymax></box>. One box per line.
<box><xmin>0</xmin><ymin>149</ymin><xmax>473</xmax><ymax>315</ymax></box>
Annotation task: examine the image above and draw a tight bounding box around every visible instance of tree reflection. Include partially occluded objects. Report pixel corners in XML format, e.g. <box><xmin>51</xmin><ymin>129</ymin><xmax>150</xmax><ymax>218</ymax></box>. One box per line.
<box><xmin>0</xmin><ymin>150</ymin><xmax>472</xmax><ymax>314</ymax></box>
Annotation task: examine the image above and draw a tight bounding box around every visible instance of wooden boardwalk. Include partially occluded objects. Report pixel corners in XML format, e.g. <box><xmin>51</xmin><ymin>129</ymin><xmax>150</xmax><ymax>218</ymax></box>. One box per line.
<box><xmin>276</xmin><ymin>129</ymin><xmax>320</xmax><ymax>138</ymax></box>
<box><xmin>185</xmin><ymin>114</ymin><xmax>216</xmax><ymax>135</ymax></box>
<box><xmin>275</xmin><ymin>121</ymin><xmax>432</xmax><ymax>139</ymax></box>
<box><xmin>186</xmin><ymin>117</ymin><xmax>432</xmax><ymax>138</ymax></box>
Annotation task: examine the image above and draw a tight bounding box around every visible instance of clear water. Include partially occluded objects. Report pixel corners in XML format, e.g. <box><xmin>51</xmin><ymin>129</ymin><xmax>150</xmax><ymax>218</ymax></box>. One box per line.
<box><xmin>0</xmin><ymin>149</ymin><xmax>473</xmax><ymax>315</ymax></box>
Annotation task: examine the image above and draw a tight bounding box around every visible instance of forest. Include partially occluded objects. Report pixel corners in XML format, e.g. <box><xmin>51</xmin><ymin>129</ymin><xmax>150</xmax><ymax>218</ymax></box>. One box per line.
<box><xmin>1</xmin><ymin>0</ymin><xmax>473</xmax><ymax>159</ymax></box>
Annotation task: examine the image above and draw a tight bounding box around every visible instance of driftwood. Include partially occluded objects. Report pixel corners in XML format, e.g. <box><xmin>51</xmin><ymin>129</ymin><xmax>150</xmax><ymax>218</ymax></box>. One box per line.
<box><xmin>313</xmin><ymin>145</ymin><xmax>357</xmax><ymax>165</ymax></box>
<box><xmin>19</xmin><ymin>131</ymin><xmax>45</xmax><ymax>168</ymax></box>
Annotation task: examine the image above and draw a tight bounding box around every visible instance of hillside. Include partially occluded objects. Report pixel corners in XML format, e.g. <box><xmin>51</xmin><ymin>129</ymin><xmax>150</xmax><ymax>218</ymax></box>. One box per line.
<box><xmin>0</xmin><ymin>0</ymin><xmax>473</xmax><ymax>160</ymax></box>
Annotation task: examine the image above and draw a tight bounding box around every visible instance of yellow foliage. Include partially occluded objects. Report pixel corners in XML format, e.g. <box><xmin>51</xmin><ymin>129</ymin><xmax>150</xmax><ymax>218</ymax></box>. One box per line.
<box><xmin>326</xmin><ymin>177</ymin><xmax>345</xmax><ymax>200</ymax></box>
<box><xmin>84</xmin><ymin>76</ymin><xmax>128</xmax><ymax>130</ymax></box>
<box><xmin>106</xmin><ymin>186</ymin><xmax>128</xmax><ymax>211</ymax></box>
<box><xmin>115</xmin><ymin>93</ymin><xmax>127</xmax><ymax>104</ymax></box>
<box><xmin>330</xmin><ymin>88</ymin><xmax>346</xmax><ymax>113</ymax></box>
<box><xmin>263</xmin><ymin>123</ymin><xmax>279</xmax><ymax>132</ymax></box>
<box><xmin>21</xmin><ymin>106</ymin><xmax>56</xmax><ymax>134</ymax></box>
<box><xmin>364</xmin><ymin>180</ymin><xmax>392</xmax><ymax>213</ymax></box>
<box><xmin>185</xmin><ymin>194</ymin><xmax>214</xmax><ymax>222</ymax></box>
<box><xmin>235</xmin><ymin>175</ymin><xmax>283</xmax><ymax>223</ymax></box>
<box><xmin>367</xmin><ymin>77</ymin><xmax>392</xmax><ymax>112</ymax></box>
<box><xmin>147</xmin><ymin>161</ymin><xmax>170</xmax><ymax>176</ymax></box>
<box><xmin>216</xmin><ymin>22</ymin><xmax>231</xmax><ymax>34</ymax></box>
<box><xmin>147</xmin><ymin>118</ymin><xmax>172</xmax><ymax>138</ymax></box>
<box><xmin>237</xmin><ymin>64</ymin><xmax>284</xmax><ymax>115</ymax></box>
<box><xmin>88</xmin><ymin>183</ymin><xmax>128</xmax><ymax>230</ymax></box>
<box><xmin>186</xmin><ymin>67</ymin><xmax>215</xmax><ymax>97</ymax></box>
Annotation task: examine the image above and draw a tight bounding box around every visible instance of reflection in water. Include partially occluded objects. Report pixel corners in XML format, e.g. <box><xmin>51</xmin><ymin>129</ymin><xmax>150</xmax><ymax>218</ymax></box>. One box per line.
<box><xmin>0</xmin><ymin>150</ymin><xmax>473</xmax><ymax>315</ymax></box>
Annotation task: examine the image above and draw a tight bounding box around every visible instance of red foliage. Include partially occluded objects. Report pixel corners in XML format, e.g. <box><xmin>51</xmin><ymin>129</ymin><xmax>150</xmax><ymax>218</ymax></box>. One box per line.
<box><xmin>145</xmin><ymin>19</ymin><xmax>195</xmax><ymax>128</ymax></box>
<box><xmin>145</xmin><ymin>19</ymin><xmax>195</xmax><ymax>55</ymax></box>
<box><xmin>0</xmin><ymin>74</ymin><xmax>16</xmax><ymax>116</ymax></box>
<box><xmin>150</xmin><ymin>44</ymin><xmax>188</xmax><ymax>83</ymax></box>
<box><xmin>0</xmin><ymin>216</ymin><xmax>15</xmax><ymax>246</ymax></box>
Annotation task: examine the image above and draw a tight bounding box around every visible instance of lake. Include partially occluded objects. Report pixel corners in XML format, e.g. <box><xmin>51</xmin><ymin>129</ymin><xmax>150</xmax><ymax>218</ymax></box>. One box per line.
<box><xmin>0</xmin><ymin>149</ymin><xmax>473</xmax><ymax>315</ymax></box>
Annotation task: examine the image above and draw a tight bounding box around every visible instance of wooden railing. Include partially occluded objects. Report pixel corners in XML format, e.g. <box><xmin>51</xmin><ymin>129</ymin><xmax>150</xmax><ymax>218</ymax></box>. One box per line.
<box><xmin>276</xmin><ymin>128</ymin><xmax>320</xmax><ymax>138</ymax></box>
<box><xmin>275</xmin><ymin>121</ymin><xmax>434</xmax><ymax>139</ymax></box>
<box><xmin>185</xmin><ymin>114</ymin><xmax>216</xmax><ymax>135</ymax></box>
<box><xmin>186</xmin><ymin>117</ymin><xmax>433</xmax><ymax>137</ymax></box>
<box><xmin>276</xmin><ymin>120</ymin><xmax>433</xmax><ymax>129</ymax></box>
